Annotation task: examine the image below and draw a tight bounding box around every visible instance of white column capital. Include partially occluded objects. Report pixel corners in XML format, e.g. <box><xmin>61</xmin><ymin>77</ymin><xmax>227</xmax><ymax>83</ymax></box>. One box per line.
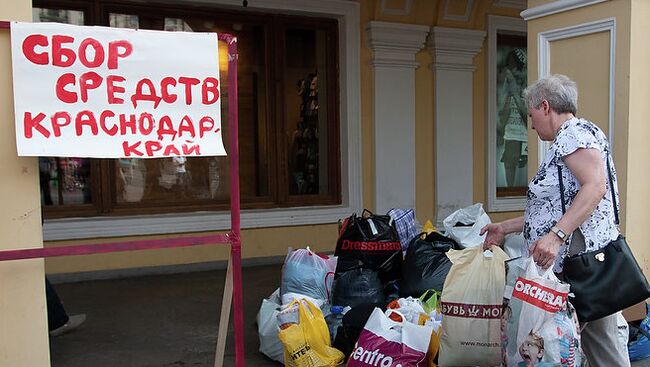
<box><xmin>428</xmin><ymin>26</ymin><xmax>486</xmax><ymax>71</ymax></box>
<box><xmin>366</xmin><ymin>21</ymin><xmax>430</xmax><ymax>69</ymax></box>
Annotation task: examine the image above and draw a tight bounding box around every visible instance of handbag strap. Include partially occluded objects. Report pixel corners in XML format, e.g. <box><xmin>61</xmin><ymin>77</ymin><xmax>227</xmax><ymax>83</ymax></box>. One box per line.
<box><xmin>556</xmin><ymin>150</ymin><xmax>619</xmax><ymax>225</ymax></box>
<box><xmin>629</xmin><ymin>322</ymin><xmax>650</xmax><ymax>342</ymax></box>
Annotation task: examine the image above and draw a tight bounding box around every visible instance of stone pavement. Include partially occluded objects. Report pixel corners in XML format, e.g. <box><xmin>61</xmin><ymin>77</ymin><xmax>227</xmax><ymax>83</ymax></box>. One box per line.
<box><xmin>48</xmin><ymin>263</ymin><xmax>650</xmax><ymax>366</ymax></box>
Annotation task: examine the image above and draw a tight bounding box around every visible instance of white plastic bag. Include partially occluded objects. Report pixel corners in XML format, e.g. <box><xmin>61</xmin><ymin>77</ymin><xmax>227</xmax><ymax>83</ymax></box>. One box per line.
<box><xmin>442</xmin><ymin>203</ymin><xmax>491</xmax><ymax>248</ymax></box>
<box><xmin>503</xmin><ymin>233</ymin><xmax>527</xmax><ymax>259</ymax></box>
<box><xmin>387</xmin><ymin>297</ymin><xmax>427</xmax><ymax>324</ymax></box>
<box><xmin>256</xmin><ymin>289</ymin><xmax>284</xmax><ymax>363</ymax></box>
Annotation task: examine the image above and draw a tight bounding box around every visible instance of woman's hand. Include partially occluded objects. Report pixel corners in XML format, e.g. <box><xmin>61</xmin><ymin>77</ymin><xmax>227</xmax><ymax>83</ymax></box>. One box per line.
<box><xmin>529</xmin><ymin>233</ymin><xmax>563</xmax><ymax>269</ymax></box>
<box><xmin>480</xmin><ymin>223</ymin><xmax>506</xmax><ymax>250</ymax></box>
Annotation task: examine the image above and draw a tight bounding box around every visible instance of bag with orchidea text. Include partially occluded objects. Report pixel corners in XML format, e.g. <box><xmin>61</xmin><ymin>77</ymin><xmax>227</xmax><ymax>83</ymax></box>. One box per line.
<box><xmin>505</xmin><ymin>257</ymin><xmax>584</xmax><ymax>367</ymax></box>
<box><xmin>278</xmin><ymin>299</ymin><xmax>345</xmax><ymax>367</ymax></box>
<box><xmin>438</xmin><ymin>245</ymin><xmax>508</xmax><ymax>366</ymax></box>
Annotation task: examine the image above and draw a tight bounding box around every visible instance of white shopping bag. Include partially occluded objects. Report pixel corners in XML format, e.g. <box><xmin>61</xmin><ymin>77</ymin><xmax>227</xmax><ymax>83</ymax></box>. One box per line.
<box><xmin>505</xmin><ymin>257</ymin><xmax>575</xmax><ymax>366</ymax></box>
<box><xmin>442</xmin><ymin>203</ymin><xmax>491</xmax><ymax>248</ymax></box>
<box><xmin>348</xmin><ymin>308</ymin><xmax>433</xmax><ymax>367</ymax></box>
<box><xmin>438</xmin><ymin>246</ymin><xmax>508</xmax><ymax>366</ymax></box>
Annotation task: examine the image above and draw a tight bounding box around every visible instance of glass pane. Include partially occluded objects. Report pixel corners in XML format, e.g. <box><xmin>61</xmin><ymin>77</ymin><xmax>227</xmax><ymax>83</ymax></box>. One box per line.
<box><xmin>285</xmin><ymin>28</ymin><xmax>330</xmax><ymax>196</ymax></box>
<box><xmin>109</xmin><ymin>14</ymin><xmax>139</xmax><ymax>29</ymax></box>
<box><xmin>496</xmin><ymin>34</ymin><xmax>528</xmax><ymax>197</ymax></box>
<box><xmin>40</xmin><ymin>158</ymin><xmax>92</xmax><ymax>206</ymax></box>
<box><xmin>223</xmin><ymin>23</ymin><xmax>270</xmax><ymax>198</ymax></box>
<box><xmin>164</xmin><ymin>18</ymin><xmax>193</xmax><ymax>32</ymax></box>
<box><xmin>34</xmin><ymin>8</ymin><xmax>92</xmax><ymax>209</ymax></box>
<box><xmin>113</xmin><ymin>21</ymin><xmax>270</xmax><ymax>205</ymax></box>
<box><xmin>33</xmin><ymin>8</ymin><xmax>84</xmax><ymax>25</ymax></box>
<box><xmin>116</xmin><ymin>157</ymin><xmax>225</xmax><ymax>203</ymax></box>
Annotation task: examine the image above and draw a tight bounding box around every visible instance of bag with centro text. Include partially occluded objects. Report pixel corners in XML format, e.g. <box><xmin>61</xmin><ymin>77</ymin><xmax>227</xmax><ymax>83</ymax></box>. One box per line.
<box><xmin>438</xmin><ymin>245</ymin><xmax>508</xmax><ymax>366</ymax></box>
<box><xmin>347</xmin><ymin>308</ymin><xmax>433</xmax><ymax>367</ymax></box>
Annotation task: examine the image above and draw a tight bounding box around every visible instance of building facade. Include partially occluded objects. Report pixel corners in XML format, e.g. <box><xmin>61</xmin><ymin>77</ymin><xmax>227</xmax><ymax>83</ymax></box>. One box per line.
<box><xmin>2</xmin><ymin>0</ymin><xmax>649</xmax><ymax>365</ymax></box>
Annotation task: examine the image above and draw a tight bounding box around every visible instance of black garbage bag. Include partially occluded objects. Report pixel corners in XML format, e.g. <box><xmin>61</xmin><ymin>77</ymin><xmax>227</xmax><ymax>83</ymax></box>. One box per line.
<box><xmin>332</xmin><ymin>302</ymin><xmax>388</xmax><ymax>359</ymax></box>
<box><xmin>398</xmin><ymin>231</ymin><xmax>460</xmax><ymax>297</ymax></box>
<box><xmin>332</xmin><ymin>263</ymin><xmax>385</xmax><ymax>308</ymax></box>
<box><xmin>334</xmin><ymin>210</ymin><xmax>402</xmax><ymax>282</ymax></box>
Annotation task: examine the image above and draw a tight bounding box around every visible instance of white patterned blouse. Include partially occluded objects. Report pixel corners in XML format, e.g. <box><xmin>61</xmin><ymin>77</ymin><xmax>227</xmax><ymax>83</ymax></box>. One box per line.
<box><xmin>523</xmin><ymin>117</ymin><xmax>620</xmax><ymax>272</ymax></box>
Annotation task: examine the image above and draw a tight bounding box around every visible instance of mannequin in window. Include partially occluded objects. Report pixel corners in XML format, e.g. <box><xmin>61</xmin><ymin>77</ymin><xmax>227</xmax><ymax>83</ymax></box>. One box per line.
<box><xmin>497</xmin><ymin>48</ymin><xmax>528</xmax><ymax>187</ymax></box>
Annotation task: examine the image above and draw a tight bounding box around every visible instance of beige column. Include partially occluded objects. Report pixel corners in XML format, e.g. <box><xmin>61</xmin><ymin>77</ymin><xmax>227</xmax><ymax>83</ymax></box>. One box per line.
<box><xmin>0</xmin><ymin>1</ymin><xmax>52</xmax><ymax>366</ymax></box>
<box><xmin>429</xmin><ymin>27</ymin><xmax>485</xmax><ymax>225</ymax></box>
<box><xmin>366</xmin><ymin>21</ymin><xmax>429</xmax><ymax>214</ymax></box>
<box><xmin>626</xmin><ymin>0</ymin><xmax>650</xmax><ymax>272</ymax></box>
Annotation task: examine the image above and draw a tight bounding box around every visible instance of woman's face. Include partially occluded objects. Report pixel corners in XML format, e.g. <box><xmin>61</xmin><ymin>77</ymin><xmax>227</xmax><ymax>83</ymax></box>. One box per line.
<box><xmin>528</xmin><ymin>102</ymin><xmax>553</xmax><ymax>141</ymax></box>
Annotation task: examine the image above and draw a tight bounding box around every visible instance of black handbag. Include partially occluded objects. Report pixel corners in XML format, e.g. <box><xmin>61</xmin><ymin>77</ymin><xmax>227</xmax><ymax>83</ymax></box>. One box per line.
<box><xmin>558</xmin><ymin>155</ymin><xmax>650</xmax><ymax>322</ymax></box>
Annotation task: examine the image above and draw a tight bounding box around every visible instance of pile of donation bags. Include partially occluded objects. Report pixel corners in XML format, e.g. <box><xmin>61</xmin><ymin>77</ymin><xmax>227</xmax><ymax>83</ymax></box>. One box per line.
<box><xmin>257</xmin><ymin>205</ymin><xmax>589</xmax><ymax>366</ymax></box>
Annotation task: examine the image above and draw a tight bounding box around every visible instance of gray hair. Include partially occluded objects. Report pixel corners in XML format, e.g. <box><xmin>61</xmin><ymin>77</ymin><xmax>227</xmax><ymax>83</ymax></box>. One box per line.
<box><xmin>523</xmin><ymin>74</ymin><xmax>578</xmax><ymax>114</ymax></box>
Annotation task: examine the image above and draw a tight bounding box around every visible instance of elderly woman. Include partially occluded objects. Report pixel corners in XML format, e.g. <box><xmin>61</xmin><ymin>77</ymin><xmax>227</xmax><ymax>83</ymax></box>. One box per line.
<box><xmin>481</xmin><ymin>74</ymin><xmax>629</xmax><ymax>365</ymax></box>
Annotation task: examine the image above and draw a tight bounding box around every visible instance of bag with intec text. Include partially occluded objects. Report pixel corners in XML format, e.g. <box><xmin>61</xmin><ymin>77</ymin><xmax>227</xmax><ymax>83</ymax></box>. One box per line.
<box><xmin>278</xmin><ymin>299</ymin><xmax>345</xmax><ymax>367</ymax></box>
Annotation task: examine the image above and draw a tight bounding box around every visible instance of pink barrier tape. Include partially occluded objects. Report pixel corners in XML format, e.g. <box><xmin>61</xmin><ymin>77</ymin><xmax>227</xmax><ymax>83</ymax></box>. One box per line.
<box><xmin>0</xmin><ymin>234</ymin><xmax>231</xmax><ymax>261</ymax></box>
<box><xmin>224</xmin><ymin>35</ymin><xmax>245</xmax><ymax>367</ymax></box>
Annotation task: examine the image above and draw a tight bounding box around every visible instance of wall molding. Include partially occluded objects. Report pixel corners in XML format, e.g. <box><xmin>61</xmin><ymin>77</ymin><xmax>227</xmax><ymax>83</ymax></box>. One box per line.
<box><xmin>521</xmin><ymin>0</ymin><xmax>608</xmax><ymax>21</ymax></box>
<box><xmin>43</xmin><ymin>0</ymin><xmax>363</xmax><ymax>241</ymax></box>
<box><xmin>380</xmin><ymin>0</ymin><xmax>413</xmax><ymax>16</ymax></box>
<box><xmin>494</xmin><ymin>0</ymin><xmax>526</xmax><ymax>10</ymax></box>
<box><xmin>428</xmin><ymin>26</ymin><xmax>485</xmax><ymax>71</ymax></box>
<box><xmin>537</xmin><ymin>17</ymin><xmax>616</xmax><ymax>163</ymax></box>
<box><xmin>366</xmin><ymin>21</ymin><xmax>430</xmax><ymax>69</ymax></box>
<box><xmin>443</xmin><ymin>0</ymin><xmax>474</xmax><ymax>22</ymax></box>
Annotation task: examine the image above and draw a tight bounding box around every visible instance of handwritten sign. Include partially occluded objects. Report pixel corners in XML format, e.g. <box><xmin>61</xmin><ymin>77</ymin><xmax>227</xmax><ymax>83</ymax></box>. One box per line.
<box><xmin>10</xmin><ymin>22</ymin><xmax>226</xmax><ymax>158</ymax></box>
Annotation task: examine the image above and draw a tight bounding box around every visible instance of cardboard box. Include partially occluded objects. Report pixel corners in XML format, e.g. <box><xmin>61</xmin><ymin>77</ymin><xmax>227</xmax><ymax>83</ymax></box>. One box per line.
<box><xmin>623</xmin><ymin>302</ymin><xmax>647</xmax><ymax>322</ymax></box>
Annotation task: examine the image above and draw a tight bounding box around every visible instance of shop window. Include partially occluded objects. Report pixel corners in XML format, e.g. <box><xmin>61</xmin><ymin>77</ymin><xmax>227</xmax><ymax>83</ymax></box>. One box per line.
<box><xmin>487</xmin><ymin>15</ymin><xmax>527</xmax><ymax>212</ymax></box>
<box><xmin>33</xmin><ymin>1</ymin><xmax>341</xmax><ymax>220</ymax></box>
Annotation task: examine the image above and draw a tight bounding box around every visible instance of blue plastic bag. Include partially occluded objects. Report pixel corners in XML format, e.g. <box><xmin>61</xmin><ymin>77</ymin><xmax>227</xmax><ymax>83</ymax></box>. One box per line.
<box><xmin>280</xmin><ymin>247</ymin><xmax>337</xmax><ymax>304</ymax></box>
<box><xmin>629</xmin><ymin>304</ymin><xmax>650</xmax><ymax>361</ymax></box>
